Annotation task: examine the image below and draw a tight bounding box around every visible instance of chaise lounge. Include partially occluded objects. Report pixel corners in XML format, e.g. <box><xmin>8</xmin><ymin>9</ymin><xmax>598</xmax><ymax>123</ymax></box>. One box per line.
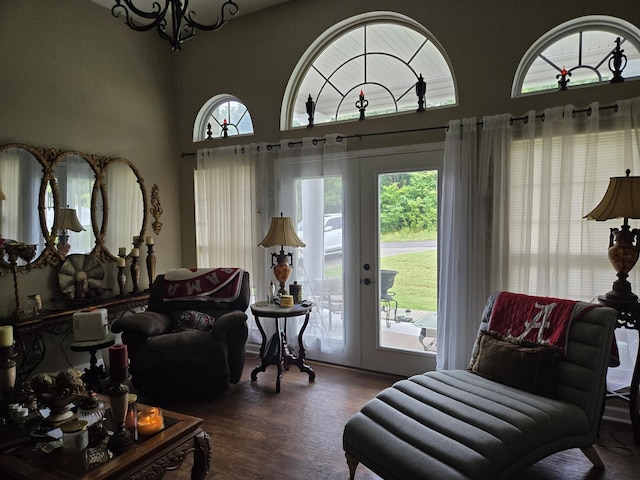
<box><xmin>343</xmin><ymin>291</ymin><xmax>617</xmax><ymax>480</ymax></box>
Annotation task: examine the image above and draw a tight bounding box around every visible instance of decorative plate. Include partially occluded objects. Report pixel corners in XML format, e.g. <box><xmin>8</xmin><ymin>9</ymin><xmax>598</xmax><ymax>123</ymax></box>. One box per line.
<box><xmin>58</xmin><ymin>254</ymin><xmax>105</xmax><ymax>299</ymax></box>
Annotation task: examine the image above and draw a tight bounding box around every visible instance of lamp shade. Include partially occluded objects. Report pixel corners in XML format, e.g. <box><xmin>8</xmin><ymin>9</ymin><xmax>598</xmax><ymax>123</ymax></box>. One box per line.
<box><xmin>585</xmin><ymin>172</ymin><xmax>640</xmax><ymax>221</ymax></box>
<box><xmin>258</xmin><ymin>214</ymin><xmax>306</xmax><ymax>248</ymax></box>
<box><xmin>58</xmin><ymin>208</ymin><xmax>85</xmax><ymax>232</ymax></box>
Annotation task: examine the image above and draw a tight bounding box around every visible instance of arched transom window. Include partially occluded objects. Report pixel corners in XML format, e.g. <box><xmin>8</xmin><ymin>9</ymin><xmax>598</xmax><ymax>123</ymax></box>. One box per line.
<box><xmin>193</xmin><ymin>94</ymin><xmax>254</xmax><ymax>141</ymax></box>
<box><xmin>282</xmin><ymin>12</ymin><xmax>456</xmax><ymax>129</ymax></box>
<box><xmin>513</xmin><ymin>15</ymin><xmax>640</xmax><ymax>97</ymax></box>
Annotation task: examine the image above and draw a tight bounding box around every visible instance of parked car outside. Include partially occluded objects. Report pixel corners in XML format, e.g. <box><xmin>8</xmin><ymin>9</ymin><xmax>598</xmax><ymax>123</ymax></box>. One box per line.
<box><xmin>298</xmin><ymin>213</ymin><xmax>342</xmax><ymax>256</ymax></box>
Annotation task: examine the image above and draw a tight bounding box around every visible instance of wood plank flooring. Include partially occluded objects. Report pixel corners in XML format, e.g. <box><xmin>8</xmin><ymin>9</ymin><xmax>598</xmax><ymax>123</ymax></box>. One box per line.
<box><xmin>150</xmin><ymin>355</ymin><xmax>640</xmax><ymax>480</ymax></box>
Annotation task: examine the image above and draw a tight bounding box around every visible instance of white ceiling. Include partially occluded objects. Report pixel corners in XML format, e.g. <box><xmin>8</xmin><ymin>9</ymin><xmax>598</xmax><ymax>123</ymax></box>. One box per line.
<box><xmin>90</xmin><ymin>0</ymin><xmax>293</xmax><ymax>20</ymax></box>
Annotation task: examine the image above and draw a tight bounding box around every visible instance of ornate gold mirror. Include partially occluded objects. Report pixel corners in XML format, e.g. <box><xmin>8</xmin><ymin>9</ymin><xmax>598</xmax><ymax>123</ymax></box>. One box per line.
<box><xmin>100</xmin><ymin>158</ymin><xmax>148</xmax><ymax>260</ymax></box>
<box><xmin>0</xmin><ymin>143</ymin><xmax>149</xmax><ymax>270</ymax></box>
<box><xmin>51</xmin><ymin>151</ymin><xmax>100</xmax><ymax>260</ymax></box>
<box><xmin>0</xmin><ymin>144</ymin><xmax>55</xmax><ymax>269</ymax></box>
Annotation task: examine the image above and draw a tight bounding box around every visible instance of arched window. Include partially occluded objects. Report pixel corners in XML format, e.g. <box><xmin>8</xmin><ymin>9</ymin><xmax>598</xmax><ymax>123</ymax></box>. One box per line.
<box><xmin>513</xmin><ymin>15</ymin><xmax>640</xmax><ymax>97</ymax></box>
<box><xmin>193</xmin><ymin>94</ymin><xmax>254</xmax><ymax>141</ymax></box>
<box><xmin>281</xmin><ymin>12</ymin><xmax>456</xmax><ymax>130</ymax></box>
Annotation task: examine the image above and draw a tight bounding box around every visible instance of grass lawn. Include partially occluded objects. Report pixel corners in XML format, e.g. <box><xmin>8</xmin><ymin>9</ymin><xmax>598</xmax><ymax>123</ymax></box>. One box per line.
<box><xmin>325</xmin><ymin>250</ymin><xmax>437</xmax><ymax>311</ymax></box>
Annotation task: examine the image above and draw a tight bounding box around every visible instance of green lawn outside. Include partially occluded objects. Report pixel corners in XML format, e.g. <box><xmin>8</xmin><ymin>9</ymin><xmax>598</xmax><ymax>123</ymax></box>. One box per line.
<box><xmin>324</xmin><ymin>249</ymin><xmax>438</xmax><ymax>312</ymax></box>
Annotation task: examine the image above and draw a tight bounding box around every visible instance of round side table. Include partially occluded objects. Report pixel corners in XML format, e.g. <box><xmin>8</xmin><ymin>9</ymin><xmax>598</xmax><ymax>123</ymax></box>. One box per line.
<box><xmin>70</xmin><ymin>333</ymin><xmax>116</xmax><ymax>393</ymax></box>
<box><xmin>250</xmin><ymin>301</ymin><xmax>315</xmax><ymax>393</ymax></box>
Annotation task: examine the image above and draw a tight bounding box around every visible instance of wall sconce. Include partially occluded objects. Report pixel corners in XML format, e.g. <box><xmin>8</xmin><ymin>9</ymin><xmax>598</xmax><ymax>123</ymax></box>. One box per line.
<box><xmin>258</xmin><ymin>213</ymin><xmax>306</xmax><ymax>295</ymax></box>
<box><xmin>57</xmin><ymin>207</ymin><xmax>85</xmax><ymax>257</ymax></box>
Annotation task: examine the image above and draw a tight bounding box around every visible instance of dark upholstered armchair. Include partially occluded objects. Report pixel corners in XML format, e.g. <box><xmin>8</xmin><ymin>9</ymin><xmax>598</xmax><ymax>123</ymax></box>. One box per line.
<box><xmin>111</xmin><ymin>270</ymin><xmax>250</xmax><ymax>398</ymax></box>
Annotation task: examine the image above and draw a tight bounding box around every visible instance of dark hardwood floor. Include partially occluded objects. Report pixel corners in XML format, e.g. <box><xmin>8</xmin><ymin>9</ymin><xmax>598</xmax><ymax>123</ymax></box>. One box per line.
<box><xmin>152</xmin><ymin>355</ymin><xmax>640</xmax><ymax>480</ymax></box>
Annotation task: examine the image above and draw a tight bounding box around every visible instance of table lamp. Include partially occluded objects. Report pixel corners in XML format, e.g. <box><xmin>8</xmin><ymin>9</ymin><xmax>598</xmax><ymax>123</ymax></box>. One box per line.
<box><xmin>258</xmin><ymin>213</ymin><xmax>306</xmax><ymax>295</ymax></box>
<box><xmin>585</xmin><ymin>169</ymin><xmax>640</xmax><ymax>302</ymax></box>
<box><xmin>57</xmin><ymin>206</ymin><xmax>85</xmax><ymax>257</ymax></box>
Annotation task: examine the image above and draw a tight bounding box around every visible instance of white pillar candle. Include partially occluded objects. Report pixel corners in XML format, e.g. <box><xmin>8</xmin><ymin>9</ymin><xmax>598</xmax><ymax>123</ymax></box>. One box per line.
<box><xmin>0</xmin><ymin>325</ymin><xmax>13</xmax><ymax>347</ymax></box>
<box><xmin>118</xmin><ymin>247</ymin><xmax>126</xmax><ymax>257</ymax></box>
<box><xmin>131</xmin><ymin>248</ymin><xmax>140</xmax><ymax>257</ymax></box>
<box><xmin>133</xmin><ymin>236</ymin><xmax>140</xmax><ymax>244</ymax></box>
<box><xmin>145</xmin><ymin>236</ymin><xmax>154</xmax><ymax>245</ymax></box>
<box><xmin>117</xmin><ymin>257</ymin><xmax>126</xmax><ymax>267</ymax></box>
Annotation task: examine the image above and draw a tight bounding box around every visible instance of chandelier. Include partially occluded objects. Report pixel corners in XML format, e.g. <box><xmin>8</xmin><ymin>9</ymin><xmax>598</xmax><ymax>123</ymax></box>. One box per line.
<box><xmin>112</xmin><ymin>0</ymin><xmax>239</xmax><ymax>51</ymax></box>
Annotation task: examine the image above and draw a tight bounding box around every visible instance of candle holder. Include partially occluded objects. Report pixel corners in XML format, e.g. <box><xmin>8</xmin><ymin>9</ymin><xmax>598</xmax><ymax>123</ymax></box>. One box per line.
<box><xmin>3</xmin><ymin>242</ymin><xmax>37</xmax><ymax>320</ymax></box>
<box><xmin>355</xmin><ymin>90</ymin><xmax>368</xmax><ymax>121</ymax></box>
<box><xmin>117</xmin><ymin>265</ymin><xmax>126</xmax><ymax>297</ymax></box>
<box><xmin>0</xmin><ymin>344</ymin><xmax>18</xmax><ymax>418</ymax></box>
<box><xmin>415</xmin><ymin>73</ymin><xmax>427</xmax><ymax>112</ymax></box>
<box><xmin>556</xmin><ymin>67</ymin><xmax>571</xmax><ymax>91</ymax></box>
<box><xmin>106</xmin><ymin>382</ymin><xmax>134</xmax><ymax>453</ymax></box>
<box><xmin>146</xmin><ymin>243</ymin><xmax>156</xmax><ymax>291</ymax></box>
<box><xmin>130</xmin><ymin>255</ymin><xmax>140</xmax><ymax>295</ymax></box>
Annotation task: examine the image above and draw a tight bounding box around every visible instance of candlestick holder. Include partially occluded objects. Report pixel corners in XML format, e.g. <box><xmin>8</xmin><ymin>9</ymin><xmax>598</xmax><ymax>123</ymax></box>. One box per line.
<box><xmin>146</xmin><ymin>243</ymin><xmax>156</xmax><ymax>291</ymax></box>
<box><xmin>3</xmin><ymin>242</ymin><xmax>37</xmax><ymax>320</ymax></box>
<box><xmin>106</xmin><ymin>381</ymin><xmax>134</xmax><ymax>453</ymax></box>
<box><xmin>355</xmin><ymin>90</ymin><xmax>368</xmax><ymax>121</ymax></box>
<box><xmin>117</xmin><ymin>265</ymin><xmax>126</xmax><ymax>297</ymax></box>
<box><xmin>0</xmin><ymin>344</ymin><xmax>18</xmax><ymax>419</ymax></box>
<box><xmin>130</xmin><ymin>256</ymin><xmax>140</xmax><ymax>295</ymax></box>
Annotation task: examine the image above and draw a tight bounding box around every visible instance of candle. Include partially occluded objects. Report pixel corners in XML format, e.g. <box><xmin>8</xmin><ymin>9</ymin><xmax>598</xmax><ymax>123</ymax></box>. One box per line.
<box><xmin>109</xmin><ymin>344</ymin><xmax>128</xmax><ymax>381</ymax></box>
<box><xmin>145</xmin><ymin>236</ymin><xmax>154</xmax><ymax>245</ymax></box>
<box><xmin>0</xmin><ymin>325</ymin><xmax>13</xmax><ymax>347</ymax></box>
<box><xmin>137</xmin><ymin>407</ymin><xmax>165</xmax><ymax>436</ymax></box>
<box><xmin>131</xmin><ymin>248</ymin><xmax>140</xmax><ymax>257</ymax></box>
<box><xmin>118</xmin><ymin>247</ymin><xmax>126</xmax><ymax>257</ymax></box>
<box><xmin>133</xmin><ymin>236</ymin><xmax>140</xmax><ymax>244</ymax></box>
<box><xmin>117</xmin><ymin>257</ymin><xmax>126</xmax><ymax>268</ymax></box>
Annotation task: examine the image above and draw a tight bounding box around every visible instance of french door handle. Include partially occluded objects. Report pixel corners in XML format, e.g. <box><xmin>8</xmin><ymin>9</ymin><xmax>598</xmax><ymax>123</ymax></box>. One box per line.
<box><xmin>363</xmin><ymin>278</ymin><xmax>375</xmax><ymax>285</ymax></box>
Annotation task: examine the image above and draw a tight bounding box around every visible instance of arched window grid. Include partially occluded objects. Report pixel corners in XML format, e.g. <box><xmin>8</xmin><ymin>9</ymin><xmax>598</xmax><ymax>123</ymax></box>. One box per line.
<box><xmin>513</xmin><ymin>16</ymin><xmax>640</xmax><ymax>97</ymax></box>
<box><xmin>282</xmin><ymin>12</ymin><xmax>457</xmax><ymax>130</ymax></box>
<box><xmin>193</xmin><ymin>94</ymin><xmax>254</xmax><ymax>142</ymax></box>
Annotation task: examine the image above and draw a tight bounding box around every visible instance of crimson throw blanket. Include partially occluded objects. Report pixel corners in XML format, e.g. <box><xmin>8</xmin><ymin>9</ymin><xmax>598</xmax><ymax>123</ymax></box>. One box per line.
<box><xmin>488</xmin><ymin>292</ymin><xmax>592</xmax><ymax>352</ymax></box>
<box><xmin>163</xmin><ymin>268</ymin><xmax>244</xmax><ymax>302</ymax></box>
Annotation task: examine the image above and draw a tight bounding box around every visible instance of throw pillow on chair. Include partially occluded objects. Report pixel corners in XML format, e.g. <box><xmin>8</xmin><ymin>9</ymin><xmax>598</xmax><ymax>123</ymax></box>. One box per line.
<box><xmin>178</xmin><ymin>310</ymin><xmax>216</xmax><ymax>331</ymax></box>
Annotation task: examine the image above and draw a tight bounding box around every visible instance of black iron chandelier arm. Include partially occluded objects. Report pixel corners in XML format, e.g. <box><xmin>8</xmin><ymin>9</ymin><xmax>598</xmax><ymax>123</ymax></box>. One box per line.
<box><xmin>112</xmin><ymin>0</ymin><xmax>170</xmax><ymax>32</ymax></box>
<box><xmin>185</xmin><ymin>0</ymin><xmax>239</xmax><ymax>32</ymax></box>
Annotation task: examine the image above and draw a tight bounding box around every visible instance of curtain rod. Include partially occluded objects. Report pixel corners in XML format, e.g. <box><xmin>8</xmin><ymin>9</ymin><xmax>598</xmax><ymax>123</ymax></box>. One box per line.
<box><xmin>180</xmin><ymin>103</ymin><xmax>618</xmax><ymax>158</ymax></box>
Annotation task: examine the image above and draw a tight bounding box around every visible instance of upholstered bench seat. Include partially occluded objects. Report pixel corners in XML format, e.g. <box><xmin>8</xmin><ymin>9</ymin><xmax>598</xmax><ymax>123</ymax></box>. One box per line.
<box><xmin>343</xmin><ymin>292</ymin><xmax>617</xmax><ymax>480</ymax></box>
<box><xmin>344</xmin><ymin>371</ymin><xmax>591</xmax><ymax>480</ymax></box>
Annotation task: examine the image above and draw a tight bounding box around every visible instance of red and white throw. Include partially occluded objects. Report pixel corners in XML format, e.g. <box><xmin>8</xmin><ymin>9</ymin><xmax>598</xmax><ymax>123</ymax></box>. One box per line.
<box><xmin>163</xmin><ymin>268</ymin><xmax>244</xmax><ymax>302</ymax></box>
<box><xmin>488</xmin><ymin>292</ymin><xmax>592</xmax><ymax>352</ymax></box>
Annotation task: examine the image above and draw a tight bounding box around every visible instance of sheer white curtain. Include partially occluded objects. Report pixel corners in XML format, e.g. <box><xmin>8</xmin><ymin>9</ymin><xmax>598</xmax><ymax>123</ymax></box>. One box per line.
<box><xmin>438</xmin><ymin>96</ymin><xmax>640</xmax><ymax>370</ymax></box>
<box><xmin>276</xmin><ymin>135</ymin><xmax>350</xmax><ymax>356</ymax></box>
<box><xmin>195</xmin><ymin>136</ymin><xmax>349</xmax><ymax>355</ymax></box>
<box><xmin>438</xmin><ymin>115</ymin><xmax>512</xmax><ymax>370</ymax></box>
<box><xmin>104</xmin><ymin>162</ymin><xmax>143</xmax><ymax>254</ymax></box>
<box><xmin>195</xmin><ymin>144</ymin><xmax>274</xmax><ymax>344</ymax></box>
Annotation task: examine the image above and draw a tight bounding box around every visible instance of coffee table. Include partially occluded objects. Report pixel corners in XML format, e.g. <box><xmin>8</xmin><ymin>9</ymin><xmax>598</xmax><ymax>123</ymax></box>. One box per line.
<box><xmin>0</xmin><ymin>396</ymin><xmax>211</xmax><ymax>479</ymax></box>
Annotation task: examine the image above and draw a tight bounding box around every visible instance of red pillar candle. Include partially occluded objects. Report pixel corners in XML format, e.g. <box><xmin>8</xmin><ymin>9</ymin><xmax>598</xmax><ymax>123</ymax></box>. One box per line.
<box><xmin>109</xmin><ymin>344</ymin><xmax>129</xmax><ymax>382</ymax></box>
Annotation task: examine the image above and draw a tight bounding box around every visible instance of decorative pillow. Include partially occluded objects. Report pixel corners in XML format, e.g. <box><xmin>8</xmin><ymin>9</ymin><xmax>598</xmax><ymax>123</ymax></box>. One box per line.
<box><xmin>178</xmin><ymin>310</ymin><xmax>216</xmax><ymax>332</ymax></box>
<box><xmin>469</xmin><ymin>331</ymin><xmax>561</xmax><ymax>396</ymax></box>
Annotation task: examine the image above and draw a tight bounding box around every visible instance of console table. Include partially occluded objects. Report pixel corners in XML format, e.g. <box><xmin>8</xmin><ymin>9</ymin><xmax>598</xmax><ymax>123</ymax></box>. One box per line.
<box><xmin>598</xmin><ymin>295</ymin><xmax>640</xmax><ymax>444</ymax></box>
<box><xmin>0</xmin><ymin>394</ymin><xmax>211</xmax><ymax>479</ymax></box>
<box><xmin>0</xmin><ymin>293</ymin><xmax>149</xmax><ymax>385</ymax></box>
<box><xmin>250</xmin><ymin>301</ymin><xmax>316</xmax><ymax>393</ymax></box>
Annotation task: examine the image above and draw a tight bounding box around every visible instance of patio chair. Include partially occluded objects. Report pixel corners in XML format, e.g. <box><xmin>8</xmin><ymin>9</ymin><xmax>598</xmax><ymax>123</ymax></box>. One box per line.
<box><xmin>380</xmin><ymin>270</ymin><xmax>398</xmax><ymax>327</ymax></box>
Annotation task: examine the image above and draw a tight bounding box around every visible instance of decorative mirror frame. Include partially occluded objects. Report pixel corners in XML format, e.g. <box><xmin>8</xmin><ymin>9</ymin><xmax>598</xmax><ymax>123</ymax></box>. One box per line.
<box><xmin>0</xmin><ymin>143</ymin><xmax>148</xmax><ymax>271</ymax></box>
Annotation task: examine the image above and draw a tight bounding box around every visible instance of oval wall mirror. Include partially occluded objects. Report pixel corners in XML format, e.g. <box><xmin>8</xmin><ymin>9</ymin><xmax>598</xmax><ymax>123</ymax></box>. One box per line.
<box><xmin>101</xmin><ymin>158</ymin><xmax>147</xmax><ymax>259</ymax></box>
<box><xmin>51</xmin><ymin>152</ymin><xmax>99</xmax><ymax>259</ymax></box>
<box><xmin>0</xmin><ymin>144</ymin><xmax>50</xmax><ymax>268</ymax></box>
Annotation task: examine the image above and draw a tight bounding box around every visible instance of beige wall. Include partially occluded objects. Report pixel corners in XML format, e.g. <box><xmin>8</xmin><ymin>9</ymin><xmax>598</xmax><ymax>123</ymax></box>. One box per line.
<box><xmin>0</xmin><ymin>0</ymin><xmax>183</xmax><ymax>320</ymax></box>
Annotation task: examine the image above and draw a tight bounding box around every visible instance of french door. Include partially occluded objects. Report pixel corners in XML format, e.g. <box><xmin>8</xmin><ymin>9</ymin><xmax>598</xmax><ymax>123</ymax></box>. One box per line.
<box><xmin>357</xmin><ymin>145</ymin><xmax>442</xmax><ymax>376</ymax></box>
<box><xmin>285</xmin><ymin>143</ymin><xmax>442</xmax><ymax>376</ymax></box>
